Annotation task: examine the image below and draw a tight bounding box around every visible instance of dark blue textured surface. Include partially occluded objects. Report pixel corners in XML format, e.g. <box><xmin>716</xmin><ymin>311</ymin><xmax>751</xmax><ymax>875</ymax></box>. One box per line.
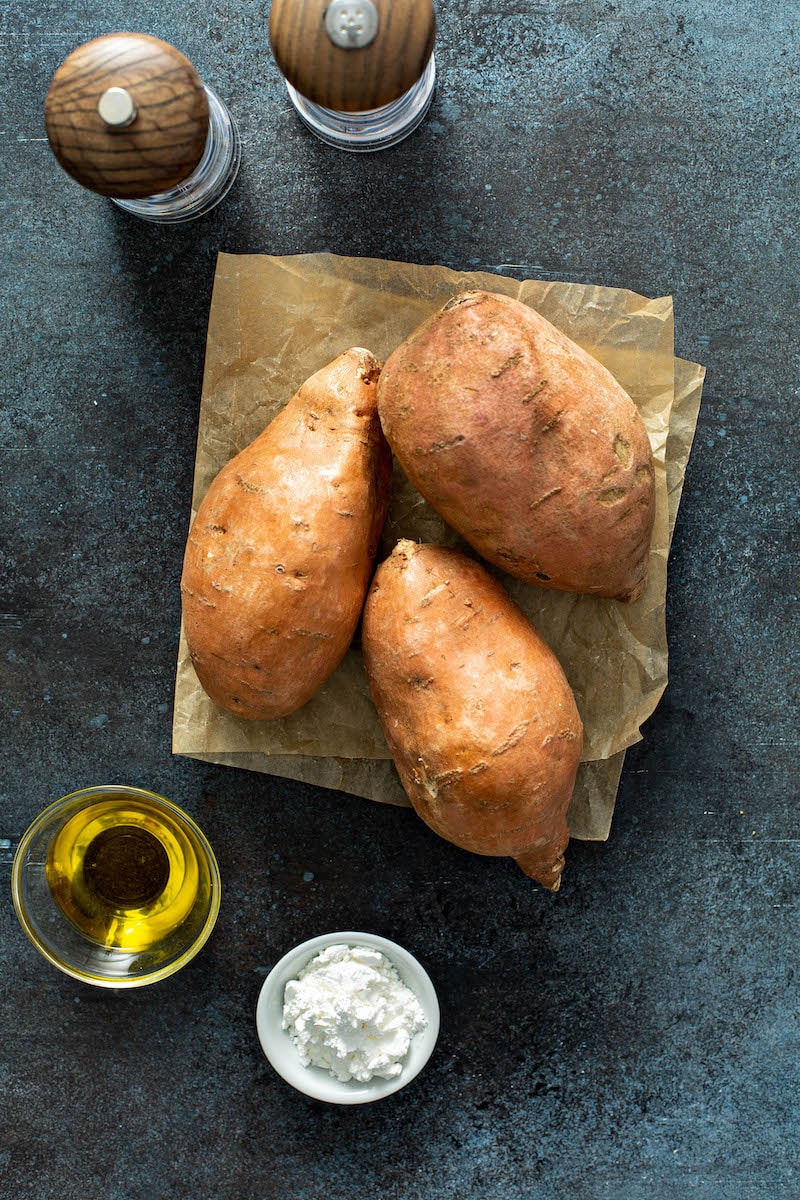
<box><xmin>1</xmin><ymin>3</ymin><xmax>798</xmax><ymax>1198</ymax></box>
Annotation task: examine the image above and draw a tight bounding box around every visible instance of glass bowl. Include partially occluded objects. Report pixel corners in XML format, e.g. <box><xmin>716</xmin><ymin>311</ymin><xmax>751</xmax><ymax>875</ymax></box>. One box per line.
<box><xmin>256</xmin><ymin>931</ymin><xmax>440</xmax><ymax>1104</ymax></box>
<box><xmin>11</xmin><ymin>785</ymin><xmax>221</xmax><ymax>988</ymax></box>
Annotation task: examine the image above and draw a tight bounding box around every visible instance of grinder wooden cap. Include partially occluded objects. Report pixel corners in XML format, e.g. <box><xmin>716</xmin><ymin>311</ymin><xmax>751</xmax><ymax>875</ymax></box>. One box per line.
<box><xmin>269</xmin><ymin>0</ymin><xmax>436</xmax><ymax>112</ymax></box>
<box><xmin>45</xmin><ymin>33</ymin><xmax>210</xmax><ymax>199</ymax></box>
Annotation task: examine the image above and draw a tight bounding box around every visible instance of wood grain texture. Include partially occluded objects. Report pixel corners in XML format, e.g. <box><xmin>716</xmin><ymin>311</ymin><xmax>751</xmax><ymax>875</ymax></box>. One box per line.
<box><xmin>269</xmin><ymin>0</ymin><xmax>435</xmax><ymax>111</ymax></box>
<box><xmin>45</xmin><ymin>33</ymin><xmax>209</xmax><ymax>199</ymax></box>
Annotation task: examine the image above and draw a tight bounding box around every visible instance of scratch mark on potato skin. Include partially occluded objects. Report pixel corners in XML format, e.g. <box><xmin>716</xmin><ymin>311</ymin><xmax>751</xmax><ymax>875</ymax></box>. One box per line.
<box><xmin>419</xmin><ymin>435</ymin><xmax>466</xmax><ymax>454</ymax></box>
<box><xmin>491</xmin><ymin>721</ymin><xmax>530</xmax><ymax>756</ymax></box>
<box><xmin>539</xmin><ymin>408</ymin><xmax>565</xmax><ymax>434</ymax></box>
<box><xmin>490</xmin><ymin>350</ymin><xmax>523</xmax><ymax>378</ymax></box>
<box><xmin>521</xmin><ymin>378</ymin><xmax>548</xmax><ymax>403</ymax></box>
<box><xmin>235</xmin><ymin>475</ymin><xmax>265</xmax><ymax>494</ymax></box>
<box><xmin>182</xmin><ymin>587</ymin><xmax>217</xmax><ymax>609</ymax></box>
<box><xmin>432</xmin><ymin>768</ymin><xmax>462</xmax><ymax>789</ymax></box>
<box><xmin>468</xmin><ymin>761</ymin><xmax>489</xmax><ymax>775</ymax></box>
<box><xmin>529</xmin><ymin>486</ymin><xmax>563</xmax><ymax>511</ymax></box>
<box><xmin>419</xmin><ymin>582</ymin><xmax>449</xmax><ymax>608</ymax></box>
<box><xmin>613</xmin><ymin>433</ymin><xmax>633</xmax><ymax>466</ymax></box>
<box><xmin>599</xmin><ymin>487</ymin><xmax>627</xmax><ymax>505</ymax></box>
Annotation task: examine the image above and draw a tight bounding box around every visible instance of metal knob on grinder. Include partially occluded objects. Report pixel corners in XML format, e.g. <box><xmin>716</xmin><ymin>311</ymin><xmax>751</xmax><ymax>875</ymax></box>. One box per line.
<box><xmin>45</xmin><ymin>33</ymin><xmax>241</xmax><ymax>222</ymax></box>
<box><xmin>269</xmin><ymin>0</ymin><xmax>437</xmax><ymax>151</ymax></box>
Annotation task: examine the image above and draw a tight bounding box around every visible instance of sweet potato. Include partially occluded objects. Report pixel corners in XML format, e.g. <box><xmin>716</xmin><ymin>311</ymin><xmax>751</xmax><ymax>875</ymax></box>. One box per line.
<box><xmin>377</xmin><ymin>290</ymin><xmax>655</xmax><ymax>601</ymax></box>
<box><xmin>181</xmin><ymin>348</ymin><xmax>392</xmax><ymax>719</ymax></box>
<box><xmin>362</xmin><ymin>540</ymin><xmax>583</xmax><ymax>890</ymax></box>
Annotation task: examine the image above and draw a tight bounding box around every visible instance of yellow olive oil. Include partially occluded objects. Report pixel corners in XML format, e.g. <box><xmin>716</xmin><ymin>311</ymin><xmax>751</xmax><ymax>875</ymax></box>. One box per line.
<box><xmin>45</xmin><ymin>796</ymin><xmax>211</xmax><ymax>952</ymax></box>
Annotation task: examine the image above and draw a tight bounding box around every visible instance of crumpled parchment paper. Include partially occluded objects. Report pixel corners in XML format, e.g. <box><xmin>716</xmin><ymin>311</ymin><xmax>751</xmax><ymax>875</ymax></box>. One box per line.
<box><xmin>173</xmin><ymin>253</ymin><xmax>704</xmax><ymax>841</ymax></box>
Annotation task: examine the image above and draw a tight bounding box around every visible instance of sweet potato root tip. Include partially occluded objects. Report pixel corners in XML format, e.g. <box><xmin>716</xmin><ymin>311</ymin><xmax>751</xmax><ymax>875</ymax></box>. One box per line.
<box><xmin>513</xmin><ymin>845</ymin><xmax>566</xmax><ymax>891</ymax></box>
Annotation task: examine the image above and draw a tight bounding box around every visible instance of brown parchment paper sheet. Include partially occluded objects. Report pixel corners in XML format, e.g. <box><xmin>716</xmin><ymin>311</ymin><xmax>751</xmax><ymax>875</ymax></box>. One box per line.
<box><xmin>173</xmin><ymin>253</ymin><xmax>705</xmax><ymax>842</ymax></box>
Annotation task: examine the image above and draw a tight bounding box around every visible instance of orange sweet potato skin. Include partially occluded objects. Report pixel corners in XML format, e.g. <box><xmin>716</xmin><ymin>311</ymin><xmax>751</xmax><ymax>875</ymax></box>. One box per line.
<box><xmin>361</xmin><ymin>540</ymin><xmax>583</xmax><ymax>890</ymax></box>
<box><xmin>377</xmin><ymin>291</ymin><xmax>656</xmax><ymax>602</ymax></box>
<box><xmin>181</xmin><ymin>348</ymin><xmax>392</xmax><ymax>720</ymax></box>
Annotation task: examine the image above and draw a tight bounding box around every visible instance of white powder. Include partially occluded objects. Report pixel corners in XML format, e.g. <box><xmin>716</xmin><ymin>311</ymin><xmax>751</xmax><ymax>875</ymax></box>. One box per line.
<box><xmin>282</xmin><ymin>943</ymin><xmax>427</xmax><ymax>1083</ymax></box>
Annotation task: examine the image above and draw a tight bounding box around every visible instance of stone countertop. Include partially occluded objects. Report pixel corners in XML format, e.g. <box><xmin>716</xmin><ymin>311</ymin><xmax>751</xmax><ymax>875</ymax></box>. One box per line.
<box><xmin>1</xmin><ymin>3</ymin><xmax>797</xmax><ymax>1198</ymax></box>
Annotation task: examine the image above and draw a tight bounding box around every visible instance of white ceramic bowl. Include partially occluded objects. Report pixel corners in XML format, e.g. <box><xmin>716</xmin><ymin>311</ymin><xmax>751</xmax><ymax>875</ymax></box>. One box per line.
<box><xmin>256</xmin><ymin>931</ymin><xmax>439</xmax><ymax>1104</ymax></box>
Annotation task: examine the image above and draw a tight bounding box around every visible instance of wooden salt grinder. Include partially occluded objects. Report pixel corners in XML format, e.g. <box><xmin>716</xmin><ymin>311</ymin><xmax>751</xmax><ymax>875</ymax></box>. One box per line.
<box><xmin>45</xmin><ymin>33</ymin><xmax>240</xmax><ymax>221</ymax></box>
<box><xmin>269</xmin><ymin>0</ymin><xmax>437</xmax><ymax>150</ymax></box>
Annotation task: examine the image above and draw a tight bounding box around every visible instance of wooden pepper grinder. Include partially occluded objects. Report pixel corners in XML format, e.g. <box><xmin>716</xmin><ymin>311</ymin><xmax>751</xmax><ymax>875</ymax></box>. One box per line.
<box><xmin>45</xmin><ymin>33</ymin><xmax>240</xmax><ymax>222</ymax></box>
<box><xmin>269</xmin><ymin>0</ymin><xmax>436</xmax><ymax>151</ymax></box>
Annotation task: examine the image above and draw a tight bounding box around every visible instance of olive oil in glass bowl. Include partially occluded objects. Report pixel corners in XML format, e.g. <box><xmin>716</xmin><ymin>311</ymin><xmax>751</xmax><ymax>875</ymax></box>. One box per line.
<box><xmin>11</xmin><ymin>786</ymin><xmax>221</xmax><ymax>987</ymax></box>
